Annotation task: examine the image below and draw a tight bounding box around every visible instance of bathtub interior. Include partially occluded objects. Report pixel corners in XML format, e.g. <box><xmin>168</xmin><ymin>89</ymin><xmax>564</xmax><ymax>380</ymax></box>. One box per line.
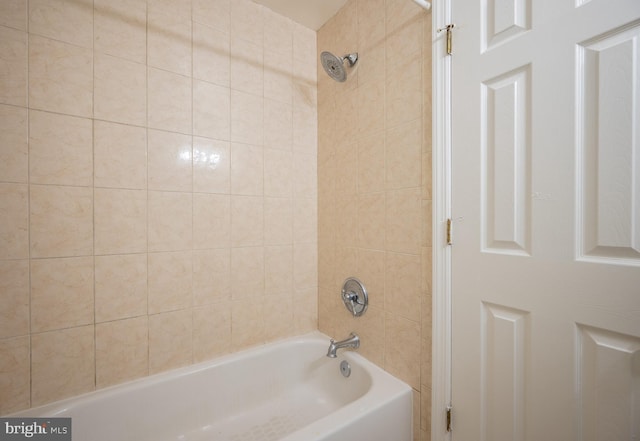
<box><xmin>10</xmin><ymin>333</ymin><xmax>405</xmax><ymax>441</ymax></box>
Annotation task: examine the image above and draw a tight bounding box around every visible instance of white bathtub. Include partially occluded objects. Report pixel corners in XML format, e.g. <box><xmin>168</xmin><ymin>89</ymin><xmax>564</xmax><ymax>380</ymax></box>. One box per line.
<box><xmin>12</xmin><ymin>332</ymin><xmax>412</xmax><ymax>441</ymax></box>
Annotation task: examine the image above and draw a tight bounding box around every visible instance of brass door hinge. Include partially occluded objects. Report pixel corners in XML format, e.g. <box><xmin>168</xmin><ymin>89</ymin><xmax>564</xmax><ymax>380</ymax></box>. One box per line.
<box><xmin>446</xmin><ymin>405</ymin><xmax>453</xmax><ymax>432</ymax></box>
<box><xmin>446</xmin><ymin>218</ymin><xmax>453</xmax><ymax>245</ymax></box>
<box><xmin>437</xmin><ymin>24</ymin><xmax>456</xmax><ymax>55</ymax></box>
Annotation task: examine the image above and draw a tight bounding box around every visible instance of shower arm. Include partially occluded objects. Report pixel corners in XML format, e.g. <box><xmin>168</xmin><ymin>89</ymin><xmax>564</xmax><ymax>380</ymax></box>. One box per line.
<box><xmin>342</xmin><ymin>53</ymin><xmax>358</xmax><ymax>67</ymax></box>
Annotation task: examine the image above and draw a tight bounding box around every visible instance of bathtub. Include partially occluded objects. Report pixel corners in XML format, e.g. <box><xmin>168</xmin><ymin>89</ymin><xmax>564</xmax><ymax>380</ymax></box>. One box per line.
<box><xmin>11</xmin><ymin>332</ymin><xmax>412</xmax><ymax>441</ymax></box>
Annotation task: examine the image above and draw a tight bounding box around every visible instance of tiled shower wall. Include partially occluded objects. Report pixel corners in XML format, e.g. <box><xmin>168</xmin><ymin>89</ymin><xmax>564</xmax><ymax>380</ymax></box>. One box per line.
<box><xmin>316</xmin><ymin>1</ymin><xmax>432</xmax><ymax>440</ymax></box>
<box><xmin>0</xmin><ymin>0</ymin><xmax>318</xmax><ymax>413</ymax></box>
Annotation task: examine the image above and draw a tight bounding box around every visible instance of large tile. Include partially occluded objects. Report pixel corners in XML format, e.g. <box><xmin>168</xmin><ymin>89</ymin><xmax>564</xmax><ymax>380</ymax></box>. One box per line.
<box><xmin>264</xmin><ymin>149</ymin><xmax>292</xmax><ymax>197</ymax></box>
<box><xmin>231</xmin><ymin>297</ymin><xmax>264</xmax><ymax>350</ymax></box>
<box><xmin>384</xmin><ymin>313</ymin><xmax>421</xmax><ymax>390</ymax></box>
<box><xmin>230</xmin><ymin>37</ymin><xmax>263</xmax><ymax>97</ymax></box>
<box><xmin>192</xmin><ymin>0</ymin><xmax>230</xmax><ymax>33</ymax></box>
<box><xmin>386</xmin><ymin>119</ymin><xmax>422</xmax><ymax>189</ymax></box>
<box><xmin>193</xmin><ymin>249</ymin><xmax>231</xmax><ymax>306</ymax></box>
<box><xmin>0</xmin><ymin>260</ymin><xmax>29</xmax><ymax>339</ymax></box>
<box><xmin>293</xmin><ymin>243</ymin><xmax>317</xmax><ymax>289</ymax></box>
<box><xmin>357</xmin><ymin>192</ymin><xmax>385</xmax><ymax>250</ymax></box>
<box><xmin>193</xmin><ymin>137</ymin><xmax>230</xmax><ymax>194</ymax></box>
<box><xmin>264</xmin><ymin>245</ymin><xmax>293</xmax><ymax>295</ymax></box>
<box><xmin>385</xmin><ymin>188</ymin><xmax>422</xmax><ymax>254</ymax></box>
<box><xmin>230</xmin><ymin>143</ymin><xmax>263</xmax><ymax>196</ymax></box>
<box><xmin>29</xmin><ymin>35</ymin><xmax>92</xmax><ymax>117</ymax></box>
<box><xmin>0</xmin><ymin>104</ymin><xmax>27</xmax><ymax>183</ymax></box>
<box><xmin>148</xmin><ymin>68</ymin><xmax>192</xmax><ymax>134</ymax></box>
<box><xmin>94</xmin><ymin>0</ymin><xmax>146</xmax><ymax>63</ymax></box>
<box><xmin>30</xmin><ymin>256</ymin><xmax>94</xmax><ymax>333</ymax></box>
<box><xmin>293</xmin><ymin>197</ymin><xmax>317</xmax><ymax>244</ymax></box>
<box><xmin>0</xmin><ymin>183</ymin><xmax>28</xmax><ymax>259</ymax></box>
<box><xmin>231</xmin><ymin>196</ymin><xmax>263</xmax><ymax>247</ymax></box>
<box><xmin>94</xmin><ymin>188</ymin><xmax>147</xmax><ymax>255</ymax></box>
<box><xmin>357</xmin><ymin>131</ymin><xmax>385</xmax><ymax>194</ymax></box>
<box><xmin>264</xmin><ymin>197</ymin><xmax>293</xmax><ymax>246</ymax></box>
<box><xmin>148</xmin><ymin>251</ymin><xmax>192</xmax><ymax>314</ymax></box>
<box><xmin>96</xmin><ymin>317</ymin><xmax>148</xmax><ymax>389</ymax></box>
<box><xmin>263</xmin><ymin>293</ymin><xmax>293</xmax><ymax>341</ymax></box>
<box><xmin>356</xmin><ymin>248</ymin><xmax>385</xmax><ymax>310</ymax></box>
<box><xmin>193</xmin><ymin>302</ymin><xmax>232</xmax><ymax>362</ymax></box>
<box><xmin>31</xmin><ymin>325</ymin><xmax>95</xmax><ymax>407</ymax></box>
<box><xmin>94</xmin><ymin>53</ymin><xmax>146</xmax><ymax>126</ymax></box>
<box><xmin>147</xmin><ymin>129</ymin><xmax>193</xmax><ymax>192</ymax></box>
<box><xmin>30</xmin><ymin>185</ymin><xmax>93</xmax><ymax>258</ymax></box>
<box><xmin>264</xmin><ymin>49</ymin><xmax>292</xmax><ymax>104</ymax></box>
<box><xmin>293</xmin><ymin>152</ymin><xmax>316</xmax><ymax>199</ymax></box>
<box><xmin>0</xmin><ymin>336</ymin><xmax>30</xmax><ymax>414</ymax></box>
<box><xmin>230</xmin><ymin>246</ymin><xmax>264</xmax><ymax>299</ymax></box>
<box><xmin>385</xmin><ymin>252</ymin><xmax>421</xmax><ymax>322</ymax></box>
<box><xmin>193</xmin><ymin>193</ymin><xmax>231</xmax><ymax>250</ymax></box>
<box><xmin>94</xmin><ymin>121</ymin><xmax>147</xmax><ymax>190</ymax></box>
<box><xmin>263</xmin><ymin>7</ymin><xmax>292</xmax><ymax>58</ymax></box>
<box><xmin>0</xmin><ymin>0</ymin><xmax>27</xmax><ymax>31</ymax></box>
<box><xmin>95</xmin><ymin>254</ymin><xmax>147</xmax><ymax>323</ymax></box>
<box><xmin>29</xmin><ymin>110</ymin><xmax>93</xmax><ymax>187</ymax></box>
<box><xmin>230</xmin><ymin>0</ymin><xmax>263</xmax><ymax>46</ymax></box>
<box><xmin>29</xmin><ymin>0</ymin><xmax>93</xmax><ymax>48</ymax></box>
<box><xmin>148</xmin><ymin>191</ymin><xmax>192</xmax><ymax>252</ymax></box>
<box><xmin>193</xmin><ymin>81</ymin><xmax>231</xmax><ymax>140</ymax></box>
<box><xmin>193</xmin><ymin>22</ymin><xmax>230</xmax><ymax>87</ymax></box>
<box><xmin>264</xmin><ymin>99</ymin><xmax>292</xmax><ymax>150</ymax></box>
<box><xmin>149</xmin><ymin>309</ymin><xmax>193</xmax><ymax>374</ymax></box>
<box><xmin>357</xmin><ymin>81</ymin><xmax>385</xmax><ymax>134</ymax></box>
<box><xmin>147</xmin><ymin>9</ymin><xmax>191</xmax><ymax>76</ymax></box>
<box><xmin>0</xmin><ymin>26</ymin><xmax>27</xmax><ymax>106</ymax></box>
<box><xmin>230</xmin><ymin>90</ymin><xmax>263</xmax><ymax>146</ymax></box>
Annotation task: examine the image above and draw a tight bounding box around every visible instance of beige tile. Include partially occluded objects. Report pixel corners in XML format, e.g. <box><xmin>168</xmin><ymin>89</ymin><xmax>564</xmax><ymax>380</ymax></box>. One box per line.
<box><xmin>386</xmin><ymin>12</ymin><xmax>422</xmax><ymax>68</ymax></box>
<box><xmin>358</xmin><ymin>81</ymin><xmax>385</xmax><ymax>134</ymax></box>
<box><xmin>148</xmin><ymin>129</ymin><xmax>193</xmax><ymax>192</ymax></box>
<box><xmin>293</xmin><ymin>22</ymin><xmax>316</xmax><ymax>66</ymax></box>
<box><xmin>0</xmin><ymin>104</ymin><xmax>27</xmax><ymax>183</ymax></box>
<box><xmin>0</xmin><ymin>183</ymin><xmax>28</xmax><ymax>259</ymax></box>
<box><xmin>264</xmin><ymin>99</ymin><xmax>292</xmax><ymax>150</ymax></box>
<box><xmin>386</xmin><ymin>57</ymin><xmax>421</xmax><ymax>129</ymax></box>
<box><xmin>0</xmin><ymin>260</ymin><xmax>29</xmax><ymax>339</ymax></box>
<box><xmin>357</xmin><ymin>0</ymin><xmax>385</xmax><ymax>49</ymax></box>
<box><xmin>385</xmin><ymin>252</ymin><xmax>421</xmax><ymax>322</ymax></box>
<box><xmin>386</xmin><ymin>119</ymin><xmax>422</xmax><ymax>189</ymax></box>
<box><xmin>94</xmin><ymin>121</ymin><xmax>147</xmax><ymax>190</ymax></box>
<box><xmin>293</xmin><ymin>243</ymin><xmax>317</xmax><ymax>289</ymax></box>
<box><xmin>264</xmin><ymin>245</ymin><xmax>292</xmax><ymax>295</ymax></box>
<box><xmin>264</xmin><ymin>197</ymin><xmax>293</xmax><ymax>246</ymax></box>
<box><xmin>149</xmin><ymin>309</ymin><xmax>193</xmax><ymax>374</ymax></box>
<box><xmin>0</xmin><ymin>0</ymin><xmax>27</xmax><ymax>30</ymax></box>
<box><xmin>148</xmin><ymin>191</ymin><xmax>192</xmax><ymax>252</ymax></box>
<box><xmin>30</xmin><ymin>185</ymin><xmax>93</xmax><ymax>258</ymax></box>
<box><xmin>96</xmin><ymin>317</ymin><xmax>148</xmax><ymax>389</ymax></box>
<box><xmin>356</xmin><ymin>248</ymin><xmax>385</xmax><ymax>310</ymax></box>
<box><xmin>31</xmin><ymin>325</ymin><xmax>95</xmax><ymax>407</ymax></box>
<box><xmin>386</xmin><ymin>188</ymin><xmax>422</xmax><ymax>254</ymax></box>
<box><xmin>357</xmin><ymin>192</ymin><xmax>385</xmax><ymax>250</ymax></box>
<box><xmin>334</xmin><ymin>89</ymin><xmax>358</xmax><ymax>147</ymax></box>
<box><xmin>293</xmin><ymin>152</ymin><xmax>317</xmax><ymax>199</ymax></box>
<box><xmin>94</xmin><ymin>188</ymin><xmax>147</xmax><ymax>255</ymax></box>
<box><xmin>94</xmin><ymin>53</ymin><xmax>146</xmax><ymax>126</ymax></box>
<box><xmin>230</xmin><ymin>143</ymin><xmax>263</xmax><ymax>196</ymax></box>
<box><xmin>230</xmin><ymin>0</ymin><xmax>263</xmax><ymax>46</ymax></box>
<box><xmin>148</xmin><ymin>68</ymin><xmax>192</xmax><ymax>134</ymax></box>
<box><xmin>193</xmin><ymin>193</ymin><xmax>231</xmax><ymax>249</ymax></box>
<box><xmin>148</xmin><ymin>251</ymin><xmax>192</xmax><ymax>314</ymax></box>
<box><xmin>0</xmin><ymin>26</ymin><xmax>27</xmax><ymax>106</ymax></box>
<box><xmin>292</xmin><ymin>85</ymin><xmax>317</xmax><ymax>154</ymax></box>
<box><xmin>29</xmin><ymin>0</ymin><xmax>93</xmax><ymax>48</ymax></box>
<box><xmin>333</xmin><ymin>246</ymin><xmax>357</xmax><ymax>293</ymax></box>
<box><xmin>147</xmin><ymin>0</ymin><xmax>191</xmax><ymax>20</ymax></box>
<box><xmin>263</xmin><ymin>8</ymin><xmax>292</xmax><ymax>57</ymax></box>
<box><xmin>292</xmin><ymin>287</ymin><xmax>317</xmax><ymax>334</ymax></box>
<box><xmin>421</xmin><ymin>333</ymin><xmax>432</xmax><ymax>391</ymax></box>
<box><xmin>193</xmin><ymin>302</ymin><xmax>232</xmax><ymax>361</ymax></box>
<box><xmin>384</xmin><ymin>313</ymin><xmax>421</xmax><ymax>389</ymax></box>
<box><xmin>193</xmin><ymin>249</ymin><xmax>231</xmax><ymax>306</ymax></box>
<box><xmin>293</xmin><ymin>196</ymin><xmax>317</xmax><ymax>244</ymax></box>
<box><xmin>357</xmin><ymin>131</ymin><xmax>385</xmax><ymax>194</ymax></box>
<box><xmin>193</xmin><ymin>80</ymin><xmax>230</xmax><ymax>140</ymax></box>
<box><xmin>95</xmin><ymin>254</ymin><xmax>147</xmax><ymax>323</ymax></box>
<box><xmin>263</xmin><ymin>293</ymin><xmax>293</xmax><ymax>341</ymax></box>
<box><xmin>29</xmin><ymin>110</ymin><xmax>93</xmax><ymax>186</ymax></box>
<box><xmin>230</xmin><ymin>37</ymin><xmax>263</xmax><ymax>96</ymax></box>
<box><xmin>0</xmin><ymin>336</ymin><xmax>30</xmax><ymax>414</ymax></box>
<box><xmin>386</xmin><ymin>0</ymin><xmax>423</xmax><ymax>33</ymax></box>
<box><xmin>94</xmin><ymin>0</ymin><xmax>146</xmax><ymax>63</ymax></box>
<box><xmin>193</xmin><ymin>22</ymin><xmax>230</xmax><ymax>87</ymax></box>
<box><xmin>231</xmin><ymin>90</ymin><xmax>263</xmax><ymax>145</ymax></box>
<box><xmin>231</xmin><ymin>246</ymin><xmax>264</xmax><ymax>300</ymax></box>
<box><xmin>335</xmin><ymin>195</ymin><xmax>358</xmax><ymax>248</ymax></box>
<box><xmin>264</xmin><ymin>149</ymin><xmax>292</xmax><ymax>197</ymax></box>
<box><xmin>193</xmin><ymin>137</ymin><xmax>230</xmax><ymax>193</ymax></box>
<box><xmin>147</xmin><ymin>9</ymin><xmax>191</xmax><ymax>76</ymax></box>
<box><xmin>193</xmin><ymin>0</ymin><xmax>230</xmax><ymax>33</ymax></box>
<box><xmin>231</xmin><ymin>297</ymin><xmax>264</xmax><ymax>350</ymax></box>
<box><xmin>231</xmin><ymin>196</ymin><xmax>263</xmax><ymax>247</ymax></box>
<box><xmin>29</xmin><ymin>35</ymin><xmax>92</xmax><ymax>117</ymax></box>
<box><xmin>31</xmin><ymin>256</ymin><xmax>94</xmax><ymax>333</ymax></box>
<box><xmin>413</xmin><ymin>390</ymin><xmax>422</xmax><ymax>441</ymax></box>
<box><xmin>335</xmin><ymin>140</ymin><xmax>358</xmax><ymax>196</ymax></box>
<box><xmin>264</xmin><ymin>49</ymin><xmax>292</xmax><ymax>104</ymax></box>
<box><xmin>421</xmin><ymin>384</ymin><xmax>432</xmax><ymax>435</ymax></box>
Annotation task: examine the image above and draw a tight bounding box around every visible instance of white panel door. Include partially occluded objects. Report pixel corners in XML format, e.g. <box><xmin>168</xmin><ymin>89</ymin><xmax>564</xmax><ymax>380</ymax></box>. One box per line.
<box><xmin>450</xmin><ymin>0</ymin><xmax>640</xmax><ymax>439</ymax></box>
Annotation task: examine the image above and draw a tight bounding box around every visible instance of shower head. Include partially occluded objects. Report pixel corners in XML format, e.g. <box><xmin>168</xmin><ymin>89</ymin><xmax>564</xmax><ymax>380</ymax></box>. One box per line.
<box><xmin>320</xmin><ymin>51</ymin><xmax>358</xmax><ymax>82</ymax></box>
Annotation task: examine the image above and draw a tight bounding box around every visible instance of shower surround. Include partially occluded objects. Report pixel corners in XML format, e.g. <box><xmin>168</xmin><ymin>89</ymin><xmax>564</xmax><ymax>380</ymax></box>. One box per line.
<box><xmin>316</xmin><ymin>0</ymin><xmax>433</xmax><ymax>440</ymax></box>
<box><xmin>0</xmin><ymin>0</ymin><xmax>318</xmax><ymax>414</ymax></box>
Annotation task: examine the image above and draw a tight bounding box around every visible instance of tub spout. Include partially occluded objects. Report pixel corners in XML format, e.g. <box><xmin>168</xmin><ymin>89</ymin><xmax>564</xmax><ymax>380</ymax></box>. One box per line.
<box><xmin>326</xmin><ymin>333</ymin><xmax>360</xmax><ymax>358</ymax></box>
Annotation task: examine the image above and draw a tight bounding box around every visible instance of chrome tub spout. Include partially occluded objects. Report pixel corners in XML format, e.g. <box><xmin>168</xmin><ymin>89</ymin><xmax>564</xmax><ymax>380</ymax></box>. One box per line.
<box><xmin>326</xmin><ymin>333</ymin><xmax>360</xmax><ymax>358</ymax></box>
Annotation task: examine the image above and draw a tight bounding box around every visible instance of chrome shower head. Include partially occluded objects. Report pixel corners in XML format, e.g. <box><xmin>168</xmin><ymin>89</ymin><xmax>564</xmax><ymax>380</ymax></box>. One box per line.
<box><xmin>320</xmin><ymin>51</ymin><xmax>358</xmax><ymax>82</ymax></box>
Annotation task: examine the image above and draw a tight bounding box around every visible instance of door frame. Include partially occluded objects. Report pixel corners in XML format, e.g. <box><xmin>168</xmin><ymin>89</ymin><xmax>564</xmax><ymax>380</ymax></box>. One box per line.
<box><xmin>431</xmin><ymin>0</ymin><xmax>453</xmax><ymax>439</ymax></box>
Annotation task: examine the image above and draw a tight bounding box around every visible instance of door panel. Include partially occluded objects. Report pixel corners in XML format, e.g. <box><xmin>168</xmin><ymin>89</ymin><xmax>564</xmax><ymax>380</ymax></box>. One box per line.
<box><xmin>451</xmin><ymin>0</ymin><xmax>640</xmax><ymax>439</ymax></box>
